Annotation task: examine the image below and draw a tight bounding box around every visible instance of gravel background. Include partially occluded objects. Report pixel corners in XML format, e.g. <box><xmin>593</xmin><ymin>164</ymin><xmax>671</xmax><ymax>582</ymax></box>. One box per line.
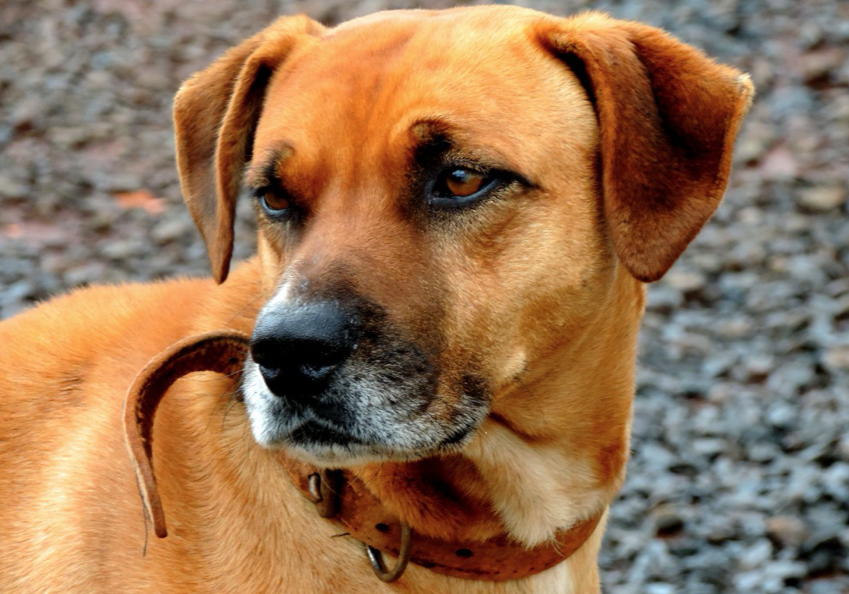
<box><xmin>1</xmin><ymin>0</ymin><xmax>847</xmax><ymax>592</ymax></box>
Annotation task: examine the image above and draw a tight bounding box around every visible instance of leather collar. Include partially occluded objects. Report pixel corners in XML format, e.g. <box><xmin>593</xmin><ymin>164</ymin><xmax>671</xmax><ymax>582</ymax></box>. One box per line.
<box><xmin>123</xmin><ymin>332</ymin><xmax>602</xmax><ymax>582</ymax></box>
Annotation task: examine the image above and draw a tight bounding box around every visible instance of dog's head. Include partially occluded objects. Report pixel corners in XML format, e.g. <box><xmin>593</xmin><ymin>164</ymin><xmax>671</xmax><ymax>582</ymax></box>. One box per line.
<box><xmin>174</xmin><ymin>7</ymin><xmax>752</xmax><ymax>466</ymax></box>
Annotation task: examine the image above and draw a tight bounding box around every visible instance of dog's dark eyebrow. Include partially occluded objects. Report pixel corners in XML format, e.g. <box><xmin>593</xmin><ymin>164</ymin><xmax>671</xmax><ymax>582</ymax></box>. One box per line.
<box><xmin>409</xmin><ymin>119</ymin><xmax>453</xmax><ymax>162</ymax></box>
<box><xmin>246</xmin><ymin>144</ymin><xmax>294</xmax><ymax>188</ymax></box>
<box><xmin>408</xmin><ymin>118</ymin><xmax>536</xmax><ymax>188</ymax></box>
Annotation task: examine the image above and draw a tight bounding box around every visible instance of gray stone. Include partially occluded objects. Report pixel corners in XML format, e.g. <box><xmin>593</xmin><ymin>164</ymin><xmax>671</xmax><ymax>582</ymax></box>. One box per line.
<box><xmin>766</xmin><ymin>516</ymin><xmax>808</xmax><ymax>548</ymax></box>
<box><xmin>798</xmin><ymin>187</ymin><xmax>847</xmax><ymax>213</ymax></box>
<box><xmin>823</xmin><ymin>347</ymin><xmax>849</xmax><ymax>372</ymax></box>
<box><xmin>152</xmin><ymin>218</ymin><xmax>191</xmax><ymax>244</ymax></box>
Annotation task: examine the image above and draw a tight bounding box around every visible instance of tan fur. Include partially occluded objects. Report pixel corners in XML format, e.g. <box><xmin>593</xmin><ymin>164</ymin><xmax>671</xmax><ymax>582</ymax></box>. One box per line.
<box><xmin>0</xmin><ymin>6</ymin><xmax>752</xmax><ymax>593</ymax></box>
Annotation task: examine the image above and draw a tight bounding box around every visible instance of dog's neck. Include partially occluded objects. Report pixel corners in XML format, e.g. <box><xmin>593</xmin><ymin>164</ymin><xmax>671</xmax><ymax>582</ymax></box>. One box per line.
<box><xmin>343</xmin><ymin>264</ymin><xmax>644</xmax><ymax>553</ymax></box>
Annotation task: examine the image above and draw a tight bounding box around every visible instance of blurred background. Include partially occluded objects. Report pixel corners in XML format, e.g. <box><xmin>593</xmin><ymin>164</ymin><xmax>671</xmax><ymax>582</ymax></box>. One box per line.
<box><xmin>1</xmin><ymin>0</ymin><xmax>847</xmax><ymax>592</ymax></box>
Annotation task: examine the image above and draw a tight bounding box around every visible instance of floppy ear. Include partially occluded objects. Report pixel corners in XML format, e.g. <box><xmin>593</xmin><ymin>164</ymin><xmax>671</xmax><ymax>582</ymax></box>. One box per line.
<box><xmin>538</xmin><ymin>13</ymin><xmax>754</xmax><ymax>282</ymax></box>
<box><xmin>174</xmin><ymin>15</ymin><xmax>325</xmax><ymax>283</ymax></box>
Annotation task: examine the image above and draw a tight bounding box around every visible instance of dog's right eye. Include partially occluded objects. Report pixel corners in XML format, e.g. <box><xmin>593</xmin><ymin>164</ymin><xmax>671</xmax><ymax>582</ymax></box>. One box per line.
<box><xmin>257</xmin><ymin>191</ymin><xmax>291</xmax><ymax>217</ymax></box>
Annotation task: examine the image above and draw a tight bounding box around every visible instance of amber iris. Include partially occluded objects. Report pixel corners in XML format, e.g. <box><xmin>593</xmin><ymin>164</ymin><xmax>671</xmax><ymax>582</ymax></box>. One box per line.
<box><xmin>444</xmin><ymin>169</ymin><xmax>486</xmax><ymax>197</ymax></box>
<box><xmin>262</xmin><ymin>192</ymin><xmax>290</xmax><ymax>212</ymax></box>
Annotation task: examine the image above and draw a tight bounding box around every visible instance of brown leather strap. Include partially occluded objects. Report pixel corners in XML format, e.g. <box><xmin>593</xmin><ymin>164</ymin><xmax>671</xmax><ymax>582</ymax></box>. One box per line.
<box><xmin>123</xmin><ymin>331</ymin><xmax>250</xmax><ymax>537</ymax></box>
<box><xmin>123</xmin><ymin>332</ymin><xmax>603</xmax><ymax>581</ymax></box>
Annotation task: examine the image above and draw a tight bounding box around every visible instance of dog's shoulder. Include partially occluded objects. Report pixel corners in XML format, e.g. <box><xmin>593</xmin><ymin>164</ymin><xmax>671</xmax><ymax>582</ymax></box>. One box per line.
<box><xmin>0</xmin><ymin>258</ymin><xmax>261</xmax><ymax>415</ymax></box>
<box><xmin>1</xmin><ymin>277</ymin><xmax>209</xmax><ymax>379</ymax></box>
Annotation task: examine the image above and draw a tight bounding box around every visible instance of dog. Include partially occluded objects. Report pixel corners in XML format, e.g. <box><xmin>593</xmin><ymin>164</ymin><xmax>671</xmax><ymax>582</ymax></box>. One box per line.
<box><xmin>0</xmin><ymin>5</ymin><xmax>753</xmax><ymax>593</ymax></box>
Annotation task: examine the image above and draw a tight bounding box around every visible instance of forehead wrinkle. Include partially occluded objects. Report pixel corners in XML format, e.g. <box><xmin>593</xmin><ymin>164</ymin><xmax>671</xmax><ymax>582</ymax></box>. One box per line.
<box><xmin>365</xmin><ymin>29</ymin><xmax>552</xmax><ymax>166</ymax></box>
<box><xmin>274</xmin><ymin>28</ymin><xmax>420</xmax><ymax>188</ymax></box>
<box><xmin>304</xmin><ymin>23</ymin><xmax>416</xmax><ymax>106</ymax></box>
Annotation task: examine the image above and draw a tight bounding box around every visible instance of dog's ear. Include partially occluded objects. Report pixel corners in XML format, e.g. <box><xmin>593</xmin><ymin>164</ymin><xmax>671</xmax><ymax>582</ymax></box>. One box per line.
<box><xmin>174</xmin><ymin>16</ymin><xmax>324</xmax><ymax>283</ymax></box>
<box><xmin>538</xmin><ymin>13</ymin><xmax>754</xmax><ymax>282</ymax></box>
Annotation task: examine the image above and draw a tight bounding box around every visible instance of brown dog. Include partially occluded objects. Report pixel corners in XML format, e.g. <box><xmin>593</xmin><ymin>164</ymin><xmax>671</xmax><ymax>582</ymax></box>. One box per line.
<box><xmin>0</xmin><ymin>6</ymin><xmax>752</xmax><ymax>593</ymax></box>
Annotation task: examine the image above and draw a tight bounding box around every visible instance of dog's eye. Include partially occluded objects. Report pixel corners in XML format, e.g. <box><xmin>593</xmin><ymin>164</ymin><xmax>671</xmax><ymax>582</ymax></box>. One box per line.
<box><xmin>258</xmin><ymin>191</ymin><xmax>291</xmax><ymax>216</ymax></box>
<box><xmin>430</xmin><ymin>167</ymin><xmax>498</xmax><ymax>208</ymax></box>
<box><xmin>445</xmin><ymin>169</ymin><xmax>486</xmax><ymax>197</ymax></box>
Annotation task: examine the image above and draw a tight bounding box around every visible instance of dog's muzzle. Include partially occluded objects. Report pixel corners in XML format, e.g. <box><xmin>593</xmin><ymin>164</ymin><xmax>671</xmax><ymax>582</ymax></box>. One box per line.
<box><xmin>242</xmin><ymin>292</ymin><xmax>487</xmax><ymax>462</ymax></box>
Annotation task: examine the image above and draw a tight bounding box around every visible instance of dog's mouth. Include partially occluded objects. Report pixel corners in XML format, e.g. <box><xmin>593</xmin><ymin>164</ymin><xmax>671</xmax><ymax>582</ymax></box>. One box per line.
<box><xmin>292</xmin><ymin>413</ymin><xmax>479</xmax><ymax>449</ymax></box>
<box><xmin>240</xmin><ymin>355</ymin><xmax>488</xmax><ymax>466</ymax></box>
<box><xmin>282</xmin><ymin>417</ymin><xmax>479</xmax><ymax>465</ymax></box>
<box><xmin>290</xmin><ymin>419</ymin><xmax>366</xmax><ymax>447</ymax></box>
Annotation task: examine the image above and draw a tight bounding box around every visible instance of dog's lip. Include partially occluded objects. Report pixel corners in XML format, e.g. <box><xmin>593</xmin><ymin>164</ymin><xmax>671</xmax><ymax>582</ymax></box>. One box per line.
<box><xmin>280</xmin><ymin>415</ymin><xmax>481</xmax><ymax>462</ymax></box>
<box><xmin>439</xmin><ymin>421</ymin><xmax>477</xmax><ymax>447</ymax></box>
<box><xmin>288</xmin><ymin>419</ymin><xmax>369</xmax><ymax>447</ymax></box>
<box><xmin>289</xmin><ymin>414</ymin><xmax>479</xmax><ymax>447</ymax></box>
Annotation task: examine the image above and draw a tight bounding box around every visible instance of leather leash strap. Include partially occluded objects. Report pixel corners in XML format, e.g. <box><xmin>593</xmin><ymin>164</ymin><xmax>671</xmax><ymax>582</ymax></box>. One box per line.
<box><xmin>123</xmin><ymin>332</ymin><xmax>603</xmax><ymax>581</ymax></box>
<box><xmin>123</xmin><ymin>331</ymin><xmax>250</xmax><ymax>538</ymax></box>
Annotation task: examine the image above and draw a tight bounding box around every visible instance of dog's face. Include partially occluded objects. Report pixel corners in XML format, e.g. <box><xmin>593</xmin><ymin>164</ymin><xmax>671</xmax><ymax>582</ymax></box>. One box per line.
<box><xmin>241</xmin><ymin>11</ymin><xmax>611</xmax><ymax>463</ymax></box>
<box><xmin>174</xmin><ymin>7</ymin><xmax>753</xmax><ymax>466</ymax></box>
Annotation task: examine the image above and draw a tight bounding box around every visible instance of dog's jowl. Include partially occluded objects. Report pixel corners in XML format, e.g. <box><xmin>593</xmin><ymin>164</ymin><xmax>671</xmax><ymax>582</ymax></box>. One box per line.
<box><xmin>0</xmin><ymin>6</ymin><xmax>752</xmax><ymax>593</ymax></box>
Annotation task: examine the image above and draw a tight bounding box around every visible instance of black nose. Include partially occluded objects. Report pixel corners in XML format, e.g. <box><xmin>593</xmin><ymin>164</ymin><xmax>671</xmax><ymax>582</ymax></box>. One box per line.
<box><xmin>250</xmin><ymin>301</ymin><xmax>356</xmax><ymax>400</ymax></box>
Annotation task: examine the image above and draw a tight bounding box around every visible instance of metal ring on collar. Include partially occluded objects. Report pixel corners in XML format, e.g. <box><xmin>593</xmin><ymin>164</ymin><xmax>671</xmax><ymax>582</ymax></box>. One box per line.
<box><xmin>366</xmin><ymin>521</ymin><xmax>412</xmax><ymax>583</ymax></box>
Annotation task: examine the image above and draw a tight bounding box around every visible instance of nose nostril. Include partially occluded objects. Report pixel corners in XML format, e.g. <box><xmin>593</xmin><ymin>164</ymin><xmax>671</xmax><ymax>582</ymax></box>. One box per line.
<box><xmin>259</xmin><ymin>363</ymin><xmax>331</xmax><ymax>402</ymax></box>
<box><xmin>300</xmin><ymin>362</ymin><xmax>338</xmax><ymax>380</ymax></box>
